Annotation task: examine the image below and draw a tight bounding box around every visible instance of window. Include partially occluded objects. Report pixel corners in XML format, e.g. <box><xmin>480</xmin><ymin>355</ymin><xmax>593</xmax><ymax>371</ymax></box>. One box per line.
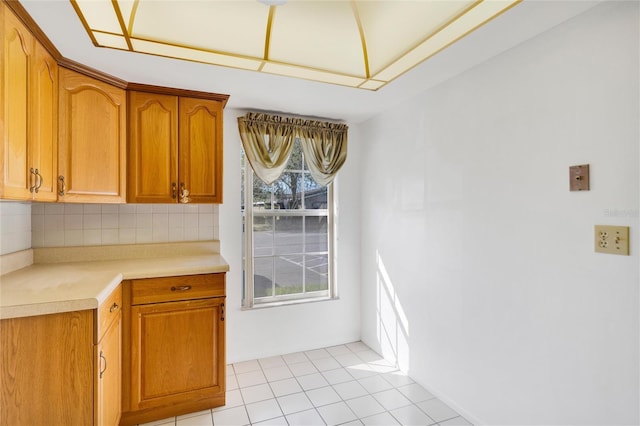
<box><xmin>242</xmin><ymin>140</ymin><xmax>334</xmax><ymax>307</ymax></box>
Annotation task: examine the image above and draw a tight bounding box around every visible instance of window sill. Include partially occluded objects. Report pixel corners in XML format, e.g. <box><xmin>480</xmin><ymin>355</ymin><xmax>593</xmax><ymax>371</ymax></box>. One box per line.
<box><xmin>241</xmin><ymin>295</ymin><xmax>339</xmax><ymax>311</ymax></box>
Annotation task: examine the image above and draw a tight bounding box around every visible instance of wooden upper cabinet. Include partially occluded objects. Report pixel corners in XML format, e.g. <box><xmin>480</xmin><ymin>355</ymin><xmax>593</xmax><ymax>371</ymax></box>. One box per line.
<box><xmin>1</xmin><ymin>6</ymin><xmax>31</xmax><ymax>200</ymax></box>
<box><xmin>59</xmin><ymin>68</ymin><xmax>126</xmax><ymax>203</ymax></box>
<box><xmin>128</xmin><ymin>91</ymin><xmax>223</xmax><ymax>204</ymax></box>
<box><xmin>128</xmin><ymin>91</ymin><xmax>178</xmax><ymax>203</ymax></box>
<box><xmin>179</xmin><ymin>97</ymin><xmax>223</xmax><ymax>204</ymax></box>
<box><xmin>30</xmin><ymin>41</ymin><xmax>58</xmax><ymax>201</ymax></box>
<box><xmin>1</xmin><ymin>4</ymin><xmax>57</xmax><ymax>201</ymax></box>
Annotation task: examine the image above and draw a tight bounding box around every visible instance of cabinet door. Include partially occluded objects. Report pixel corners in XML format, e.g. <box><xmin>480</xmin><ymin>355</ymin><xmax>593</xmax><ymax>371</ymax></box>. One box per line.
<box><xmin>0</xmin><ymin>310</ymin><xmax>94</xmax><ymax>425</ymax></box>
<box><xmin>178</xmin><ymin>97</ymin><xmax>223</xmax><ymax>203</ymax></box>
<box><xmin>30</xmin><ymin>41</ymin><xmax>58</xmax><ymax>201</ymax></box>
<box><xmin>1</xmin><ymin>6</ymin><xmax>33</xmax><ymax>200</ymax></box>
<box><xmin>130</xmin><ymin>297</ymin><xmax>225</xmax><ymax>411</ymax></box>
<box><xmin>96</xmin><ymin>312</ymin><xmax>122</xmax><ymax>426</ymax></box>
<box><xmin>128</xmin><ymin>91</ymin><xmax>178</xmax><ymax>203</ymax></box>
<box><xmin>58</xmin><ymin>68</ymin><xmax>126</xmax><ymax>203</ymax></box>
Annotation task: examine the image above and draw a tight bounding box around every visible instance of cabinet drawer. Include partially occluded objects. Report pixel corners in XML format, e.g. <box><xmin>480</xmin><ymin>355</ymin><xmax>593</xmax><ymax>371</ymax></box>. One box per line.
<box><xmin>97</xmin><ymin>284</ymin><xmax>122</xmax><ymax>343</ymax></box>
<box><xmin>131</xmin><ymin>274</ymin><xmax>225</xmax><ymax>305</ymax></box>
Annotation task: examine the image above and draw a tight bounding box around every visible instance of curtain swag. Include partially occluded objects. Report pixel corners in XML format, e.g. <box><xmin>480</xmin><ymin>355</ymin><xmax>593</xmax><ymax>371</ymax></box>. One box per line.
<box><xmin>238</xmin><ymin>112</ymin><xmax>348</xmax><ymax>186</ymax></box>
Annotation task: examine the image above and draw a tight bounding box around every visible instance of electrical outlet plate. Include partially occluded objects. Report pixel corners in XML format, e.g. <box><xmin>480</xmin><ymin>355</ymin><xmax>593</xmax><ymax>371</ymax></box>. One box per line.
<box><xmin>595</xmin><ymin>225</ymin><xmax>629</xmax><ymax>255</ymax></box>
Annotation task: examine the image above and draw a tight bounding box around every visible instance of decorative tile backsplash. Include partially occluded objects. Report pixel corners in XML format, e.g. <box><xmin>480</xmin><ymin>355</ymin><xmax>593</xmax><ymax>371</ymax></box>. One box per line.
<box><xmin>31</xmin><ymin>203</ymin><xmax>219</xmax><ymax>248</ymax></box>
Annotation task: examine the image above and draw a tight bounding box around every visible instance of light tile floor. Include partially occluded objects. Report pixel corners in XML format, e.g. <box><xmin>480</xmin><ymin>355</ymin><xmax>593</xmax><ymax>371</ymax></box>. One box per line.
<box><xmin>139</xmin><ymin>341</ymin><xmax>473</xmax><ymax>426</ymax></box>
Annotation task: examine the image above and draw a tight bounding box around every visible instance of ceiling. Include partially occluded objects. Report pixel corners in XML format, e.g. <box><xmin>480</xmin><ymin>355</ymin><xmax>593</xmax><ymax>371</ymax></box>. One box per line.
<box><xmin>20</xmin><ymin>0</ymin><xmax>602</xmax><ymax>123</ymax></box>
<box><xmin>68</xmin><ymin>0</ymin><xmax>522</xmax><ymax>91</ymax></box>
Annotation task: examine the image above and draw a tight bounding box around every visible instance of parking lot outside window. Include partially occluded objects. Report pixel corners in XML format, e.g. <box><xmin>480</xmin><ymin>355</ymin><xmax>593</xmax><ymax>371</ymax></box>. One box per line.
<box><xmin>241</xmin><ymin>141</ymin><xmax>335</xmax><ymax>308</ymax></box>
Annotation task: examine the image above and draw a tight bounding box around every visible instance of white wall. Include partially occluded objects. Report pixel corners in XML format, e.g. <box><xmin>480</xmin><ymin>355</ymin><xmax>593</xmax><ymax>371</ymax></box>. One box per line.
<box><xmin>220</xmin><ymin>109</ymin><xmax>362</xmax><ymax>363</ymax></box>
<box><xmin>359</xmin><ymin>2</ymin><xmax>639</xmax><ymax>425</ymax></box>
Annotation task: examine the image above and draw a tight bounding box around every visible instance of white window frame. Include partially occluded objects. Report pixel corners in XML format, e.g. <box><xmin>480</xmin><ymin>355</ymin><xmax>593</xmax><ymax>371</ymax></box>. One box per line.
<box><xmin>242</xmin><ymin>146</ymin><xmax>336</xmax><ymax>309</ymax></box>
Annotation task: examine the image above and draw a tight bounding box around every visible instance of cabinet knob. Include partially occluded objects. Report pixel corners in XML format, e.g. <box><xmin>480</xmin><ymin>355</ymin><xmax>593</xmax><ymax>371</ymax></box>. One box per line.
<box><xmin>109</xmin><ymin>302</ymin><xmax>119</xmax><ymax>313</ymax></box>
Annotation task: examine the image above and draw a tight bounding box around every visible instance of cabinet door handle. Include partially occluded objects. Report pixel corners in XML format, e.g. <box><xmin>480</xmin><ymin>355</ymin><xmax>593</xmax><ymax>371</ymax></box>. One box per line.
<box><xmin>34</xmin><ymin>169</ymin><xmax>42</xmax><ymax>193</ymax></box>
<box><xmin>109</xmin><ymin>302</ymin><xmax>119</xmax><ymax>313</ymax></box>
<box><xmin>179</xmin><ymin>182</ymin><xmax>191</xmax><ymax>203</ymax></box>
<box><xmin>170</xmin><ymin>285</ymin><xmax>192</xmax><ymax>292</ymax></box>
<box><xmin>29</xmin><ymin>168</ymin><xmax>36</xmax><ymax>193</ymax></box>
<box><xmin>99</xmin><ymin>351</ymin><xmax>107</xmax><ymax>379</ymax></box>
<box><xmin>221</xmin><ymin>303</ymin><xmax>225</xmax><ymax>321</ymax></box>
<box><xmin>171</xmin><ymin>182</ymin><xmax>177</xmax><ymax>199</ymax></box>
<box><xmin>58</xmin><ymin>175</ymin><xmax>66</xmax><ymax>196</ymax></box>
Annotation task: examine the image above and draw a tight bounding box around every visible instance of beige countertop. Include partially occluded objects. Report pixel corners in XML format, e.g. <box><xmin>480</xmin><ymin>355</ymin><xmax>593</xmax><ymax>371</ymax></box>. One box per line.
<box><xmin>0</xmin><ymin>242</ymin><xmax>229</xmax><ymax>320</ymax></box>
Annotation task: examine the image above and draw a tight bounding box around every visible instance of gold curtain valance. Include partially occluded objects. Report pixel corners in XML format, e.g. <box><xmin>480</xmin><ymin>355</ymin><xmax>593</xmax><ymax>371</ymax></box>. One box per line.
<box><xmin>238</xmin><ymin>112</ymin><xmax>348</xmax><ymax>186</ymax></box>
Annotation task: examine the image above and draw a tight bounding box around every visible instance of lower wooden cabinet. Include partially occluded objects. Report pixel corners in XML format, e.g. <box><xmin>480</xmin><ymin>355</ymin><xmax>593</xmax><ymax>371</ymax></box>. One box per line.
<box><xmin>0</xmin><ymin>310</ymin><xmax>94</xmax><ymax>425</ymax></box>
<box><xmin>96</xmin><ymin>285</ymin><xmax>123</xmax><ymax>426</ymax></box>
<box><xmin>0</xmin><ymin>284</ymin><xmax>122</xmax><ymax>426</ymax></box>
<box><xmin>120</xmin><ymin>274</ymin><xmax>226</xmax><ymax>426</ymax></box>
<box><xmin>96</xmin><ymin>314</ymin><xmax>121</xmax><ymax>426</ymax></box>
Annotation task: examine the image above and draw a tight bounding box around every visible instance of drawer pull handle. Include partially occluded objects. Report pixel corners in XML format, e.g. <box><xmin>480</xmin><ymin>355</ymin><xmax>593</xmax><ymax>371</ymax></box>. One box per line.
<box><xmin>171</xmin><ymin>285</ymin><xmax>192</xmax><ymax>292</ymax></box>
<box><xmin>99</xmin><ymin>351</ymin><xmax>107</xmax><ymax>379</ymax></box>
<box><xmin>221</xmin><ymin>303</ymin><xmax>225</xmax><ymax>321</ymax></box>
<box><xmin>109</xmin><ymin>302</ymin><xmax>119</xmax><ymax>313</ymax></box>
